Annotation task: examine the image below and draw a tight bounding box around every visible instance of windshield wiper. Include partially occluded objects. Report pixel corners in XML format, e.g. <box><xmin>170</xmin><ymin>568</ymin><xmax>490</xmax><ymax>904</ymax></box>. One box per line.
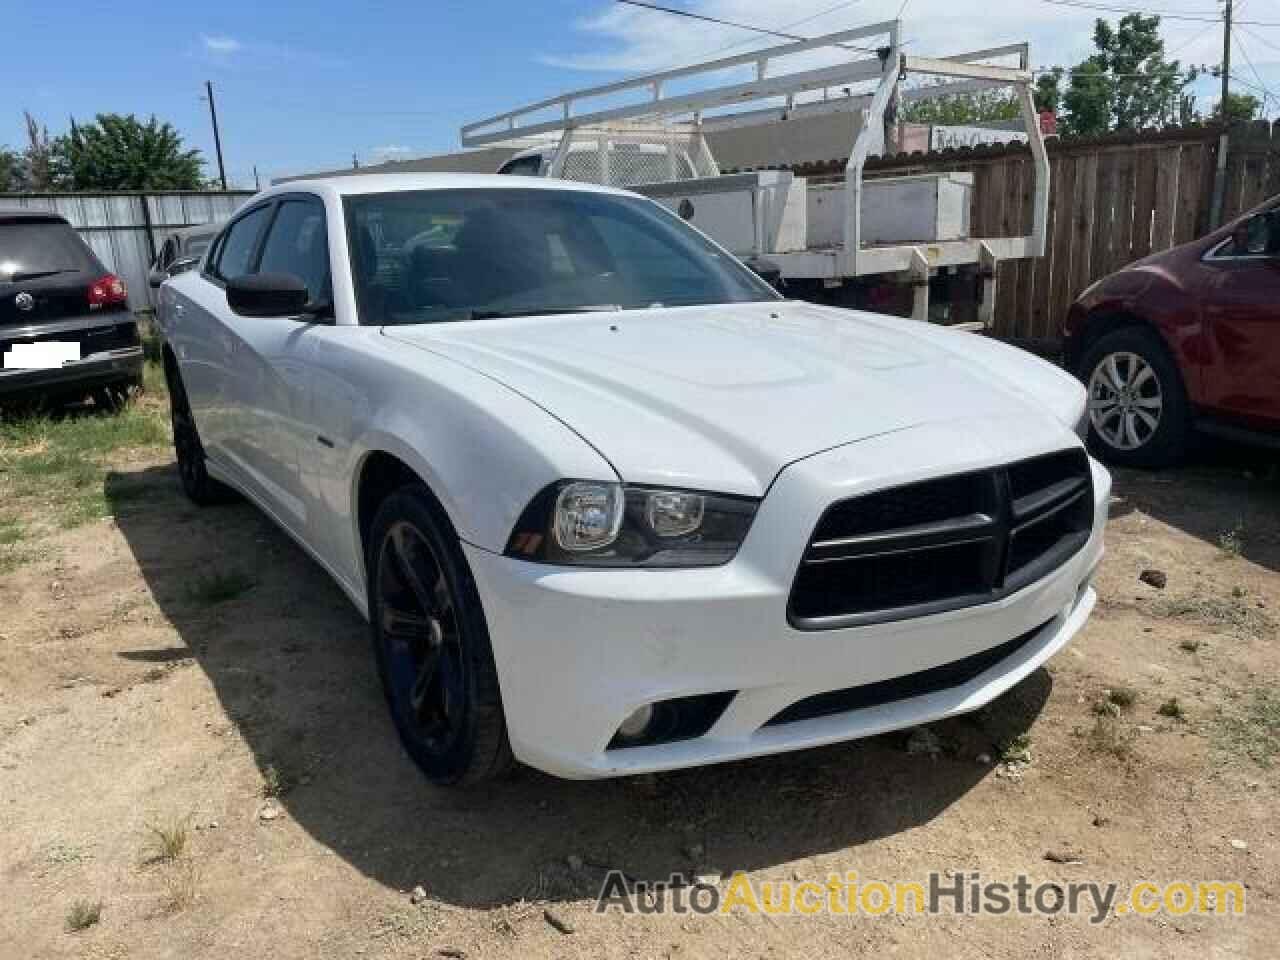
<box><xmin>469</xmin><ymin>305</ymin><xmax>621</xmax><ymax>321</ymax></box>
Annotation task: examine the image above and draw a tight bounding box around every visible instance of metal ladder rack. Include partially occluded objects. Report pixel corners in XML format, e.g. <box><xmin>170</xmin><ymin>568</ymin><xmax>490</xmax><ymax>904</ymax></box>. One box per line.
<box><xmin>462</xmin><ymin>20</ymin><xmax>1049</xmax><ymax>327</ymax></box>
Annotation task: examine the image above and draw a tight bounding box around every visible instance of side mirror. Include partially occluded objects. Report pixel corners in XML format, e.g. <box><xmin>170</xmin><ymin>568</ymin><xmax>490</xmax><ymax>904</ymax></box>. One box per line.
<box><xmin>148</xmin><ymin>269</ymin><xmax>168</xmax><ymax>289</ymax></box>
<box><xmin>227</xmin><ymin>273</ymin><xmax>311</xmax><ymax>318</ymax></box>
<box><xmin>170</xmin><ymin>256</ymin><xmax>200</xmax><ymax>276</ymax></box>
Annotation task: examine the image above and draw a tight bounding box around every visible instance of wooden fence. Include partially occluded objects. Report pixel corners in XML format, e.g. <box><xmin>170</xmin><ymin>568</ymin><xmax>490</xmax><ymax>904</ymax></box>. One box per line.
<box><xmin>774</xmin><ymin>121</ymin><xmax>1280</xmax><ymax>342</ymax></box>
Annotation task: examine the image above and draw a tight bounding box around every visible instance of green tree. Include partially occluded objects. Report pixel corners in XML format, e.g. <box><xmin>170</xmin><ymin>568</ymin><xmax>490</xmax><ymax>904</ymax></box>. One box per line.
<box><xmin>21</xmin><ymin>110</ymin><xmax>67</xmax><ymax>190</ymax></box>
<box><xmin>61</xmin><ymin>113</ymin><xmax>204</xmax><ymax>190</ymax></box>
<box><xmin>1060</xmin><ymin>14</ymin><xmax>1191</xmax><ymax>136</ymax></box>
<box><xmin>1215</xmin><ymin>92</ymin><xmax>1262</xmax><ymax>123</ymax></box>
<box><xmin>1034</xmin><ymin>69</ymin><xmax>1064</xmax><ymax>115</ymax></box>
<box><xmin>899</xmin><ymin>89</ymin><xmax>1021</xmax><ymax>125</ymax></box>
<box><xmin>1062</xmin><ymin>60</ymin><xmax>1113</xmax><ymax>136</ymax></box>
<box><xmin>0</xmin><ymin>147</ymin><xmax>20</xmax><ymax>192</ymax></box>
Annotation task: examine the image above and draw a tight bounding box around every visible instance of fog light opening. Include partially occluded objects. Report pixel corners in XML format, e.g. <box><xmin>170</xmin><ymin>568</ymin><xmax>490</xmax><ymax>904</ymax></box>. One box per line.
<box><xmin>607</xmin><ymin>692</ymin><xmax>737</xmax><ymax>750</ymax></box>
<box><xmin>616</xmin><ymin>703</ymin><xmax>655</xmax><ymax>741</ymax></box>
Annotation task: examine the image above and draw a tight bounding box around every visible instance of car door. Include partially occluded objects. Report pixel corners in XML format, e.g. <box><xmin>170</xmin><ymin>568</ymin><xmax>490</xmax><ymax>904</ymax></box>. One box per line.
<box><xmin>182</xmin><ymin>202</ymin><xmax>274</xmax><ymax>489</ymax></box>
<box><xmin>240</xmin><ymin>194</ymin><xmax>336</xmax><ymax>534</ymax></box>
<box><xmin>204</xmin><ymin>195</ymin><xmax>332</xmax><ymax>531</ymax></box>
<box><xmin>1200</xmin><ymin>209</ymin><xmax>1280</xmax><ymax>429</ymax></box>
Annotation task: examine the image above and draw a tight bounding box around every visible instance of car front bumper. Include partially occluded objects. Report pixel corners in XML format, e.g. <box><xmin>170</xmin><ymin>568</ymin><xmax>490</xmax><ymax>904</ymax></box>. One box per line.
<box><xmin>466</xmin><ymin>415</ymin><xmax>1111</xmax><ymax>780</ymax></box>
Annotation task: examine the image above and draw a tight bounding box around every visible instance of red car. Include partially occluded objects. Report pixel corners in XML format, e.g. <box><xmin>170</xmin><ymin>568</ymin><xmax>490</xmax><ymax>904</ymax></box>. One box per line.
<box><xmin>1064</xmin><ymin>195</ymin><xmax>1280</xmax><ymax>467</ymax></box>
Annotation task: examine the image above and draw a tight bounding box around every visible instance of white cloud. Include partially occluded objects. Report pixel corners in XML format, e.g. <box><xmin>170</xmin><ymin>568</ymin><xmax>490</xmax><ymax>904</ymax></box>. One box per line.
<box><xmin>538</xmin><ymin>0</ymin><xmax>1232</xmax><ymax>81</ymax></box>
<box><xmin>202</xmin><ymin>35</ymin><xmax>242</xmax><ymax>55</ymax></box>
<box><xmin>369</xmin><ymin>145</ymin><xmax>414</xmax><ymax>164</ymax></box>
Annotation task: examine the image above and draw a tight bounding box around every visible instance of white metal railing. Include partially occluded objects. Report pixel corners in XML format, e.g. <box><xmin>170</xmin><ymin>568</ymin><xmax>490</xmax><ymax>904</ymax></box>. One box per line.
<box><xmin>461</xmin><ymin>21</ymin><xmax>903</xmax><ymax>147</ymax></box>
<box><xmin>461</xmin><ymin>21</ymin><xmax>1050</xmax><ymax>323</ymax></box>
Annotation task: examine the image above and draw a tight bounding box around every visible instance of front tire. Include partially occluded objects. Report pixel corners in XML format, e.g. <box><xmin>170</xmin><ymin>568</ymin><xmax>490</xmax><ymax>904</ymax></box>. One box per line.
<box><xmin>367</xmin><ymin>485</ymin><xmax>512</xmax><ymax>786</ymax></box>
<box><xmin>1078</xmin><ymin>327</ymin><xmax>1190</xmax><ymax>468</ymax></box>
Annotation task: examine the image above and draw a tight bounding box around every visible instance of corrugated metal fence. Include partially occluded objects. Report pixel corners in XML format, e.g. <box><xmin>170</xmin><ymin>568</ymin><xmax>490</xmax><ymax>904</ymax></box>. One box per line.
<box><xmin>0</xmin><ymin>190</ymin><xmax>253</xmax><ymax>309</ymax></box>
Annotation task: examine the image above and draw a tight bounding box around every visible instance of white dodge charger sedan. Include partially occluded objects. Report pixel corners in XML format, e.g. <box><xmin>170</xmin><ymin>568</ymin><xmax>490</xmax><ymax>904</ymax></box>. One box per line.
<box><xmin>157</xmin><ymin>174</ymin><xmax>1109</xmax><ymax>785</ymax></box>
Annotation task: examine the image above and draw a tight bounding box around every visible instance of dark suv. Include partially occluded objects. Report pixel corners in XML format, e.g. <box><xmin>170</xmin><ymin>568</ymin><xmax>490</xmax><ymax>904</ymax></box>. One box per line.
<box><xmin>1065</xmin><ymin>195</ymin><xmax>1280</xmax><ymax>467</ymax></box>
<box><xmin>1</xmin><ymin>210</ymin><xmax>142</xmax><ymax>406</ymax></box>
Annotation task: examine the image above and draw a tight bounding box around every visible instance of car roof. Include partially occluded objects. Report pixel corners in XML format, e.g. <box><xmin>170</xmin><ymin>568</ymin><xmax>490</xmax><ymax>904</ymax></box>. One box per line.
<box><xmin>260</xmin><ymin>173</ymin><xmax>635</xmax><ymax>202</ymax></box>
<box><xmin>0</xmin><ymin>208</ymin><xmax>72</xmax><ymax>225</ymax></box>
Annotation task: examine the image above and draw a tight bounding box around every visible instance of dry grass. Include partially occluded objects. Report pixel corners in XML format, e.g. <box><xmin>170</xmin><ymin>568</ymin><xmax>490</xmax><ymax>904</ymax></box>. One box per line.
<box><xmin>144</xmin><ymin>814</ymin><xmax>190</xmax><ymax>864</ymax></box>
<box><xmin>1149</xmin><ymin>591</ymin><xmax>1275</xmax><ymax>639</ymax></box>
<box><xmin>159</xmin><ymin>859</ymin><xmax>201</xmax><ymax>915</ymax></box>
<box><xmin>261</xmin><ymin>763</ymin><xmax>292</xmax><ymax>799</ymax></box>
<box><xmin>1218</xmin><ymin>522</ymin><xmax>1245</xmax><ymax>557</ymax></box>
<box><xmin>0</xmin><ymin>366</ymin><xmax>170</xmax><ymax>539</ymax></box>
<box><xmin>1088</xmin><ymin>715</ymin><xmax>1136</xmax><ymax>760</ymax></box>
<box><xmin>1094</xmin><ymin>686</ymin><xmax>1138</xmax><ymax>716</ymax></box>
<box><xmin>999</xmin><ymin>732</ymin><xmax>1032</xmax><ymax>764</ymax></box>
<box><xmin>1217</xmin><ymin>688</ymin><xmax>1280</xmax><ymax>767</ymax></box>
<box><xmin>65</xmin><ymin>898</ymin><xmax>102</xmax><ymax>932</ymax></box>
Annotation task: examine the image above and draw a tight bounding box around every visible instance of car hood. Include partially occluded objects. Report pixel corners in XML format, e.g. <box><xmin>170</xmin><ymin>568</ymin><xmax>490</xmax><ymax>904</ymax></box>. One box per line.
<box><xmin>384</xmin><ymin>302</ymin><xmax>1084</xmax><ymax>496</ymax></box>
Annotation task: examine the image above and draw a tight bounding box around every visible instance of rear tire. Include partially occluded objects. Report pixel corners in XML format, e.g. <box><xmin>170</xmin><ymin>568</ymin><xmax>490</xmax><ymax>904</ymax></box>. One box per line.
<box><xmin>165</xmin><ymin>362</ymin><xmax>235</xmax><ymax>505</ymax></box>
<box><xmin>366</xmin><ymin>485</ymin><xmax>513</xmax><ymax>786</ymax></box>
<box><xmin>1077</xmin><ymin>326</ymin><xmax>1190</xmax><ymax>469</ymax></box>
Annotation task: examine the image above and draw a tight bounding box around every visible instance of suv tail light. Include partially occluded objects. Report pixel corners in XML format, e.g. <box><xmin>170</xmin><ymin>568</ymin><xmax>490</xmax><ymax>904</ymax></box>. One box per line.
<box><xmin>88</xmin><ymin>274</ymin><xmax>127</xmax><ymax>308</ymax></box>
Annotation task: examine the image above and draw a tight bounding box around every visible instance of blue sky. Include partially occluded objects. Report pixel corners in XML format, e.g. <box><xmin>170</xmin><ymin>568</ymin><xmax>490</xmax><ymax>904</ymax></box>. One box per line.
<box><xmin>3</xmin><ymin>0</ymin><xmax>1276</xmax><ymax>188</ymax></box>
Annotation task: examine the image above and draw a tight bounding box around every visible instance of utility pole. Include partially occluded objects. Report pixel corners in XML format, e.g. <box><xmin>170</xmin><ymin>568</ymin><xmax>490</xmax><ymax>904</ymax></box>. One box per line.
<box><xmin>1209</xmin><ymin>0</ymin><xmax>1233</xmax><ymax>228</ymax></box>
<box><xmin>205</xmin><ymin>81</ymin><xmax>228</xmax><ymax>191</ymax></box>
<box><xmin>1221</xmin><ymin>0</ymin><xmax>1233</xmax><ymax>114</ymax></box>
<box><xmin>253</xmin><ymin>165</ymin><xmax>260</xmax><ymax>191</ymax></box>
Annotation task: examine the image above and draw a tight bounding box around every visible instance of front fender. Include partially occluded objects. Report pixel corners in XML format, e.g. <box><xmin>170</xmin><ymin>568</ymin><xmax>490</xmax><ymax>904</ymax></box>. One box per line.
<box><xmin>336</xmin><ymin>336</ymin><xmax>618</xmax><ymax>586</ymax></box>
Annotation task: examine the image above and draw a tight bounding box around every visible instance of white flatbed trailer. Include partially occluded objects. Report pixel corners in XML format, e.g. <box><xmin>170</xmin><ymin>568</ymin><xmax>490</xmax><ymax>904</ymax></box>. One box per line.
<box><xmin>461</xmin><ymin>20</ymin><xmax>1049</xmax><ymax>328</ymax></box>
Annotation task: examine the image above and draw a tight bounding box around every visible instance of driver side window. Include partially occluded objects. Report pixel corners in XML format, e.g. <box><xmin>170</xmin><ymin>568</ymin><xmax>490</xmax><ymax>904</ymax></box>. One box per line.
<box><xmin>1216</xmin><ymin>212</ymin><xmax>1279</xmax><ymax>259</ymax></box>
<box><xmin>257</xmin><ymin>197</ymin><xmax>330</xmax><ymax>304</ymax></box>
<box><xmin>212</xmin><ymin>205</ymin><xmax>272</xmax><ymax>282</ymax></box>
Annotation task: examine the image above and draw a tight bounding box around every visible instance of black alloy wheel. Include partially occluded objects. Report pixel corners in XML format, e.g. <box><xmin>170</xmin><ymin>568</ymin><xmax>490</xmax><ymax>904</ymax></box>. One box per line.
<box><xmin>368</xmin><ymin>486</ymin><xmax>512</xmax><ymax>785</ymax></box>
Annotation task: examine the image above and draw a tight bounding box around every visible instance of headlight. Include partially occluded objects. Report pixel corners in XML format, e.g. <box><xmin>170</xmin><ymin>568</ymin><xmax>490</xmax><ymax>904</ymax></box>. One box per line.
<box><xmin>553</xmin><ymin>481</ymin><xmax>624</xmax><ymax>551</ymax></box>
<box><xmin>506</xmin><ymin>480</ymin><xmax>758</xmax><ymax>567</ymax></box>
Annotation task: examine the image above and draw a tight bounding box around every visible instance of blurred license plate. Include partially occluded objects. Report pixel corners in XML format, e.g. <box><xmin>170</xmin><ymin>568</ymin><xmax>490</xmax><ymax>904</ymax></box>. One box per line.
<box><xmin>2</xmin><ymin>341</ymin><xmax>81</xmax><ymax>369</ymax></box>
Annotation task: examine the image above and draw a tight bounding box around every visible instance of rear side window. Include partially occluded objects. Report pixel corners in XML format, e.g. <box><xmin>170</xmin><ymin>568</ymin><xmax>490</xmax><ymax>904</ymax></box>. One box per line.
<box><xmin>186</xmin><ymin>234</ymin><xmax>213</xmax><ymax>258</ymax></box>
<box><xmin>212</xmin><ymin>205</ymin><xmax>272</xmax><ymax>281</ymax></box>
<box><xmin>0</xmin><ymin>219</ymin><xmax>100</xmax><ymax>280</ymax></box>
<box><xmin>498</xmin><ymin>155</ymin><xmax>543</xmax><ymax>176</ymax></box>
<box><xmin>257</xmin><ymin>198</ymin><xmax>330</xmax><ymax>302</ymax></box>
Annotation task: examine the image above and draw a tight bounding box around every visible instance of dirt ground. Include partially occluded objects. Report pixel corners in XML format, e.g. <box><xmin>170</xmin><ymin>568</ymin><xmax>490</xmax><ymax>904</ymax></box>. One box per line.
<box><xmin>1</xmin><ymin>394</ymin><xmax>1278</xmax><ymax>959</ymax></box>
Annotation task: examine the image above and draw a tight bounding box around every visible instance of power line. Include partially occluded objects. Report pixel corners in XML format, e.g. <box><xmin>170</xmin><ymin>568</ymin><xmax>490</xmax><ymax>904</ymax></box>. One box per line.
<box><xmin>1233</xmin><ymin>33</ymin><xmax>1275</xmax><ymax>108</ymax></box>
<box><xmin>1041</xmin><ymin>0</ymin><xmax>1280</xmax><ymax>26</ymax></box>
<box><xmin>614</xmin><ymin>0</ymin><xmax>884</xmax><ymax>54</ymax></box>
<box><xmin>680</xmin><ymin>0</ymin><xmax>871</xmax><ymax>61</ymax></box>
<box><xmin>1237</xmin><ymin>22</ymin><xmax>1280</xmax><ymax>51</ymax></box>
<box><xmin>1230</xmin><ymin>70</ymin><xmax>1274</xmax><ymax>93</ymax></box>
<box><xmin>1166</xmin><ymin>20</ymin><xmax>1223</xmax><ymax>54</ymax></box>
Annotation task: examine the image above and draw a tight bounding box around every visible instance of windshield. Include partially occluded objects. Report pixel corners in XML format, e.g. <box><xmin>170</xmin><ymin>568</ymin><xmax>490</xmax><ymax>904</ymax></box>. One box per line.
<box><xmin>0</xmin><ymin>219</ymin><xmax>100</xmax><ymax>281</ymax></box>
<box><xmin>343</xmin><ymin>188</ymin><xmax>777</xmax><ymax>326</ymax></box>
